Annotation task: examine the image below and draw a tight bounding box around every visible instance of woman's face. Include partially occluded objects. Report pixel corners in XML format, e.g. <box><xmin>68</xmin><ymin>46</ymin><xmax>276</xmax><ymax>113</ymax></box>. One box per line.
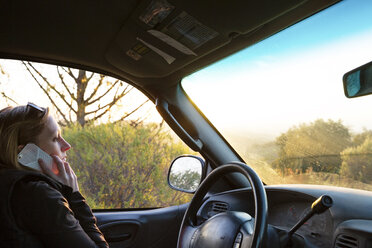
<box><xmin>35</xmin><ymin>115</ymin><xmax>71</xmax><ymax>160</ymax></box>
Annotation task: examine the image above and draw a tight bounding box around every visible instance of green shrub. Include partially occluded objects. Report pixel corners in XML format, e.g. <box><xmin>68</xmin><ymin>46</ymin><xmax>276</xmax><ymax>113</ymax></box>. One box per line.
<box><xmin>341</xmin><ymin>137</ymin><xmax>372</xmax><ymax>183</ymax></box>
<box><xmin>63</xmin><ymin>122</ymin><xmax>193</xmax><ymax>209</ymax></box>
<box><xmin>273</xmin><ymin>119</ymin><xmax>351</xmax><ymax>174</ymax></box>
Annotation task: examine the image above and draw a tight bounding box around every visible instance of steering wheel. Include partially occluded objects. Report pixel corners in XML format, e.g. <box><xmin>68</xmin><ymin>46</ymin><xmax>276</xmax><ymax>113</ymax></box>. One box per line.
<box><xmin>177</xmin><ymin>162</ymin><xmax>268</xmax><ymax>248</ymax></box>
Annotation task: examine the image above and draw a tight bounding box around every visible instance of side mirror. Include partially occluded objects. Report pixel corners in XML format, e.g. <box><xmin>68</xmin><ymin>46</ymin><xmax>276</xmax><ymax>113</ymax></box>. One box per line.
<box><xmin>167</xmin><ymin>155</ymin><xmax>205</xmax><ymax>193</ymax></box>
<box><xmin>343</xmin><ymin>61</ymin><xmax>372</xmax><ymax>98</ymax></box>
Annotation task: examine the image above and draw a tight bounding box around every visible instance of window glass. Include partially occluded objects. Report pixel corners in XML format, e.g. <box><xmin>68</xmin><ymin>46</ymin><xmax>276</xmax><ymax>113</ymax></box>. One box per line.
<box><xmin>0</xmin><ymin>59</ymin><xmax>194</xmax><ymax>208</ymax></box>
<box><xmin>182</xmin><ymin>1</ymin><xmax>372</xmax><ymax>191</ymax></box>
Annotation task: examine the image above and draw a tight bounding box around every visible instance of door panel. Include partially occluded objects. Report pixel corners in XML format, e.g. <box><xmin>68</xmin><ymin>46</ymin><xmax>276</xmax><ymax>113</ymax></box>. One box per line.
<box><xmin>94</xmin><ymin>204</ymin><xmax>188</xmax><ymax>248</ymax></box>
<box><xmin>99</xmin><ymin>220</ymin><xmax>139</xmax><ymax>245</ymax></box>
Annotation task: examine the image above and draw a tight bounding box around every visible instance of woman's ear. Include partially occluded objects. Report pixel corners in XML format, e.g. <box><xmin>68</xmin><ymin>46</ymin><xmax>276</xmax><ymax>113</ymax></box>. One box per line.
<box><xmin>17</xmin><ymin>145</ymin><xmax>25</xmax><ymax>153</ymax></box>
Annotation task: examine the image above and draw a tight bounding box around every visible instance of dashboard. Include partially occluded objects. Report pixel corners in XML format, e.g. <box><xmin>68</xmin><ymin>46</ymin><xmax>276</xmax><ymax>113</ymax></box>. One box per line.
<box><xmin>197</xmin><ymin>185</ymin><xmax>372</xmax><ymax>247</ymax></box>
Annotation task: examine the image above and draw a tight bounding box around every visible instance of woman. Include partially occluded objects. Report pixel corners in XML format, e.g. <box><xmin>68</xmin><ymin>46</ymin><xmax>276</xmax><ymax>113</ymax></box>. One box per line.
<box><xmin>0</xmin><ymin>103</ymin><xmax>109</xmax><ymax>247</ymax></box>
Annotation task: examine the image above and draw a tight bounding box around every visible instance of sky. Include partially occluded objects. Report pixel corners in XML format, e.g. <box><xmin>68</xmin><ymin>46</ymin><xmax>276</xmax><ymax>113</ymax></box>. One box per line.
<box><xmin>182</xmin><ymin>0</ymin><xmax>372</xmax><ymax>141</ymax></box>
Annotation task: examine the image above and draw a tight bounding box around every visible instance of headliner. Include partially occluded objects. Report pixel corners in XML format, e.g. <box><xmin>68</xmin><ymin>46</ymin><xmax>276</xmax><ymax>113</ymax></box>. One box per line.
<box><xmin>0</xmin><ymin>0</ymin><xmax>339</xmax><ymax>98</ymax></box>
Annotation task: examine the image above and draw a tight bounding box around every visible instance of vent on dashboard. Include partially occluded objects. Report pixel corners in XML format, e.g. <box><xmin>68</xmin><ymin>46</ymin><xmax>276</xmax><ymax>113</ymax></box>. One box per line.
<box><xmin>334</xmin><ymin>234</ymin><xmax>358</xmax><ymax>248</ymax></box>
<box><xmin>207</xmin><ymin>201</ymin><xmax>229</xmax><ymax>217</ymax></box>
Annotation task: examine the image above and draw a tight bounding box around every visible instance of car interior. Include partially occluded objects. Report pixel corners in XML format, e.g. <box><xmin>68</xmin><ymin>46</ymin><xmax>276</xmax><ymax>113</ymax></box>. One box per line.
<box><xmin>1</xmin><ymin>0</ymin><xmax>372</xmax><ymax>247</ymax></box>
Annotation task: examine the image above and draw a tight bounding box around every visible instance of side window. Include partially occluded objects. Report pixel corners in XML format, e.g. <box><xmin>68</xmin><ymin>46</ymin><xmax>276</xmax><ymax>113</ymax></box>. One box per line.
<box><xmin>0</xmin><ymin>59</ymin><xmax>195</xmax><ymax>209</ymax></box>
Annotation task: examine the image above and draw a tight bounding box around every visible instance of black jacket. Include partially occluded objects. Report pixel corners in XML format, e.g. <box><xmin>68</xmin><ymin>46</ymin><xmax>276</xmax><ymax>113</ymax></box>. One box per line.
<box><xmin>0</xmin><ymin>168</ymin><xmax>109</xmax><ymax>247</ymax></box>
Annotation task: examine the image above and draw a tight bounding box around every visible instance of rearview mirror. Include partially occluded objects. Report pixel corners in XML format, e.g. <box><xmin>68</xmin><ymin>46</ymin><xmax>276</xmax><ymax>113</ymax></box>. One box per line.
<box><xmin>167</xmin><ymin>155</ymin><xmax>205</xmax><ymax>193</ymax></box>
<box><xmin>343</xmin><ymin>61</ymin><xmax>372</xmax><ymax>98</ymax></box>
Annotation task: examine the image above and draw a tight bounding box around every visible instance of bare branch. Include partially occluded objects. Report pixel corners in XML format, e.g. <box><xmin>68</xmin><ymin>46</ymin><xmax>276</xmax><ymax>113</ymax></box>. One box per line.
<box><xmin>1</xmin><ymin>92</ymin><xmax>18</xmax><ymax>105</ymax></box>
<box><xmin>85</xmin><ymin>85</ymin><xmax>132</xmax><ymax>116</ymax></box>
<box><xmin>69</xmin><ymin>99</ymin><xmax>73</xmax><ymax>123</ymax></box>
<box><xmin>129</xmin><ymin>118</ymin><xmax>142</xmax><ymax>127</ymax></box>
<box><xmin>62</xmin><ymin>67</ymin><xmax>76</xmax><ymax>80</ymax></box>
<box><xmin>85</xmin><ymin>75</ymin><xmax>109</xmax><ymax>104</ymax></box>
<box><xmin>87</xmin><ymin>77</ymin><xmax>104</xmax><ymax>102</ymax></box>
<box><xmin>137</xmin><ymin>107</ymin><xmax>153</xmax><ymax>123</ymax></box>
<box><xmin>85</xmin><ymin>92</ymin><xmax>131</xmax><ymax>124</ymax></box>
<box><xmin>86</xmin><ymin>104</ymin><xmax>113</xmax><ymax>122</ymax></box>
<box><xmin>129</xmin><ymin>113</ymin><xmax>149</xmax><ymax>127</ymax></box>
<box><xmin>114</xmin><ymin>99</ymin><xmax>150</xmax><ymax>123</ymax></box>
<box><xmin>86</xmin><ymin>71</ymin><xmax>95</xmax><ymax>83</ymax></box>
<box><xmin>57</xmin><ymin>66</ymin><xmax>76</xmax><ymax>101</ymax></box>
<box><xmin>87</xmin><ymin>81</ymin><xmax>130</xmax><ymax>106</ymax></box>
<box><xmin>22</xmin><ymin>62</ymin><xmax>70</xmax><ymax>124</ymax></box>
<box><xmin>60</xmin><ymin>67</ymin><xmax>78</xmax><ymax>81</ymax></box>
<box><xmin>24</xmin><ymin>62</ymin><xmax>77</xmax><ymax>114</ymax></box>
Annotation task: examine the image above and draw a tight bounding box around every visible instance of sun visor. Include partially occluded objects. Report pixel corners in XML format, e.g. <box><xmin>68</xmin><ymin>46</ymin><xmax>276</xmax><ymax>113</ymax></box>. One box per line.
<box><xmin>106</xmin><ymin>0</ymin><xmax>307</xmax><ymax>78</ymax></box>
<box><xmin>106</xmin><ymin>7</ymin><xmax>228</xmax><ymax>78</ymax></box>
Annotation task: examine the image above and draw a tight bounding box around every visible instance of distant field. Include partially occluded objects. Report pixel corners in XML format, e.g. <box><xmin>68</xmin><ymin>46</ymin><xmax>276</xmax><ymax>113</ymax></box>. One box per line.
<box><xmin>245</xmin><ymin>156</ymin><xmax>372</xmax><ymax>192</ymax></box>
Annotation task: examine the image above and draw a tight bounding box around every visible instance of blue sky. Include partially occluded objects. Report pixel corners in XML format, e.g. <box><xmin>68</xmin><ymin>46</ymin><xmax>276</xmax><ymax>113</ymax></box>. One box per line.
<box><xmin>186</xmin><ymin>0</ymin><xmax>372</xmax><ymax>78</ymax></box>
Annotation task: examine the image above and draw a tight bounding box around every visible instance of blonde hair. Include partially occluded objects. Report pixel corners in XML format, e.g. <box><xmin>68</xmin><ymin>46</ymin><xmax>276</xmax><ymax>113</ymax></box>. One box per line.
<box><xmin>0</xmin><ymin>105</ymin><xmax>49</xmax><ymax>169</ymax></box>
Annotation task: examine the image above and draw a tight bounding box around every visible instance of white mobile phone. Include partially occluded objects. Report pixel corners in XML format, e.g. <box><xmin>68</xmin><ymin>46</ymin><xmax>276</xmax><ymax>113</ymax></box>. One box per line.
<box><xmin>17</xmin><ymin>143</ymin><xmax>53</xmax><ymax>171</ymax></box>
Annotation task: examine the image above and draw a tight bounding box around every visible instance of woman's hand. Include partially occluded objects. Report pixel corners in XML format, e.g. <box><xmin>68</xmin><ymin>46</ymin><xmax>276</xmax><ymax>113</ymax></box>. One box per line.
<box><xmin>39</xmin><ymin>155</ymin><xmax>79</xmax><ymax>192</ymax></box>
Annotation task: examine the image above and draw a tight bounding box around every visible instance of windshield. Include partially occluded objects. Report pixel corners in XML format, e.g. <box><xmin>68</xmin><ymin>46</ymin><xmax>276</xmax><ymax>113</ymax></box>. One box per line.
<box><xmin>182</xmin><ymin>1</ymin><xmax>372</xmax><ymax>190</ymax></box>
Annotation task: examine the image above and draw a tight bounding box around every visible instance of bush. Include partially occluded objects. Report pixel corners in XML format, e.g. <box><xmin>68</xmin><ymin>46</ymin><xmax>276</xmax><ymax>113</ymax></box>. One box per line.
<box><xmin>273</xmin><ymin>119</ymin><xmax>351</xmax><ymax>174</ymax></box>
<box><xmin>62</xmin><ymin>122</ymin><xmax>193</xmax><ymax>209</ymax></box>
<box><xmin>341</xmin><ymin>137</ymin><xmax>372</xmax><ymax>183</ymax></box>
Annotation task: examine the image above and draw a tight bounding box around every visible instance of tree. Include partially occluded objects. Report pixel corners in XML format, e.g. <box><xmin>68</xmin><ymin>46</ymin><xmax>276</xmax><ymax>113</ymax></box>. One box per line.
<box><xmin>273</xmin><ymin>119</ymin><xmax>352</xmax><ymax>174</ymax></box>
<box><xmin>22</xmin><ymin>61</ymin><xmax>149</xmax><ymax>127</ymax></box>
<box><xmin>351</xmin><ymin>129</ymin><xmax>372</xmax><ymax>147</ymax></box>
<box><xmin>341</xmin><ymin>136</ymin><xmax>372</xmax><ymax>183</ymax></box>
